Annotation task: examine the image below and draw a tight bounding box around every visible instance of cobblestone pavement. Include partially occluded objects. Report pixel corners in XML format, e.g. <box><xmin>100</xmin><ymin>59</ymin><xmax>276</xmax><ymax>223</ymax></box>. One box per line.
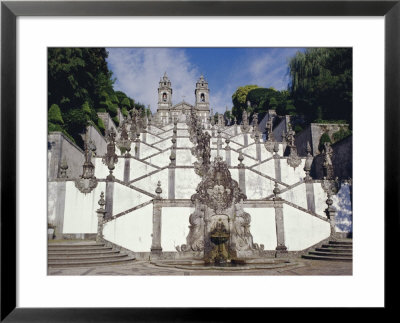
<box><xmin>48</xmin><ymin>259</ymin><xmax>352</xmax><ymax>276</ymax></box>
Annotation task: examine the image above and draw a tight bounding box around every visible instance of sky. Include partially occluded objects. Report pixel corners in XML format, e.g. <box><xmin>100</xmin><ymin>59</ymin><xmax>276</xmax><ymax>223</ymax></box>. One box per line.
<box><xmin>106</xmin><ymin>47</ymin><xmax>304</xmax><ymax>114</ymax></box>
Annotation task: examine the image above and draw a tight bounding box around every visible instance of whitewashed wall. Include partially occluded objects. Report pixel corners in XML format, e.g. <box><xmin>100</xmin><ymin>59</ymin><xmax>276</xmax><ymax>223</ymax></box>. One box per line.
<box><xmin>246</xmin><ymin>208</ymin><xmax>277</xmax><ymax>250</ymax></box>
<box><xmin>112</xmin><ymin>183</ymin><xmax>152</xmax><ymax>215</ymax></box>
<box><xmin>279</xmin><ymin>158</ymin><xmax>306</xmax><ymax>185</ymax></box>
<box><xmin>63</xmin><ymin>181</ymin><xmax>106</xmax><ymax>234</ymax></box>
<box><xmin>161</xmin><ymin>207</ymin><xmax>193</xmax><ymax>251</ymax></box>
<box><xmin>175</xmin><ymin>168</ymin><xmax>201</xmax><ymax>199</ymax></box>
<box><xmin>245</xmin><ymin>170</ymin><xmax>275</xmax><ymax>199</ymax></box>
<box><xmin>283</xmin><ymin>204</ymin><xmax>330</xmax><ymax>250</ymax></box>
<box><xmin>134</xmin><ymin>168</ymin><xmax>168</xmax><ymax>199</ymax></box>
<box><xmin>103</xmin><ymin>203</ymin><xmax>153</xmax><ymax>252</ymax></box>
<box><xmin>281</xmin><ymin>183</ymin><xmax>308</xmax><ymax>209</ymax></box>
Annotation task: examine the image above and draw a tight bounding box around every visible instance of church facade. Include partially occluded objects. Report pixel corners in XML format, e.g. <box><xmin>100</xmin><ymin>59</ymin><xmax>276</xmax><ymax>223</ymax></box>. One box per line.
<box><xmin>155</xmin><ymin>73</ymin><xmax>210</xmax><ymax>125</ymax></box>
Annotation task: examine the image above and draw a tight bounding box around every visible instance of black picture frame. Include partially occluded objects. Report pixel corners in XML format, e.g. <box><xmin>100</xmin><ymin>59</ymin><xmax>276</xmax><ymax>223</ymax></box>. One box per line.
<box><xmin>1</xmin><ymin>0</ymin><xmax>398</xmax><ymax>321</ymax></box>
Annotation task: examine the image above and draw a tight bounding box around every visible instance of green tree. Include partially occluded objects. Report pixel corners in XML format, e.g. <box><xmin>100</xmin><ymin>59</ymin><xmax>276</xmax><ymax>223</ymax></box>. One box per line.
<box><xmin>232</xmin><ymin>85</ymin><xmax>259</xmax><ymax>120</ymax></box>
<box><xmin>288</xmin><ymin>48</ymin><xmax>352</xmax><ymax>125</ymax></box>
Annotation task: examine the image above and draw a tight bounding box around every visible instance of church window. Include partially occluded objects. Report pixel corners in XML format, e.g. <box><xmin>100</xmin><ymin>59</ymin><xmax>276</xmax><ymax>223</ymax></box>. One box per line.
<box><xmin>163</xmin><ymin>93</ymin><xmax>167</xmax><ymax>102</ymax></box>
<box><xmin>200</xmin><ymin>93</ymin><xmax>205</xmax><ymax>102</ymax></box>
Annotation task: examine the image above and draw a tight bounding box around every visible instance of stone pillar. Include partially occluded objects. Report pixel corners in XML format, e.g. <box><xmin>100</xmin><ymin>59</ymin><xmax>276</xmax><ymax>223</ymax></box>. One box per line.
<box><xmin>256</xmin><ymin>142</ymin><xmax>261</xmax><ymax>162</ymax></box>
<box><xmin>96</xmin><ymin>191</ymin><xmax>106</xmax><ymax>243</ymax></box>
<box><xmin>105</xmin><ymin>180</ymin><xmax>114</xmax><ymax>219</ymax></box>
<box><xmin>225</xmin><ymin>142</ymin><xmax>231</xmax><ymax>167</ymax></box>
<box><xmin>238</xmin><ymin>168</ymin><xmax>246</xmax><ymax>196</ymax></box>
<box><xmin>142</xmin><ymin>132</ymin><xmax>147</xmax><ymax>144</ymax></box>
<box><xmin>305</xmin><ymin>182</ymin><xmax>316</xmax><ymax>213</ymax></box>
<box><xmin>274</xmin><ymin>202</ymin><xmax>288</xmax><ymax>257</ymax></box>
<box><xmin>244</xmin><ymin>133</ymin><xmax>248</xmax><ymax>147</ymax></box>
<box><xmin>325</xmin><ymin>196</ymin><xmax>337</xmax><ymax>238</ymax></box>
<box><xmin>274</xmin><ymin>156</ymin><xmax>282</xmax><ymax>182</ymax></box>
<box><xmin>54</xmin><ymin>181</ymin><xmax>66</xmax><ymax>239</ymax></box>
<box><xmin>135</xmin><ymin>140</ymin><xmax>140</xmax><ymax>158</ymax></box>
<box><xmin>151</xmin><ymin>200</ymin><xmax>163</xmax><ymax>256</ymax></box>
<box><xmin>168</xmin><ymin>167</ymin><xmax>175</xmax><ymax>199</ymax></box>
<box><xmin>123</xmin><ymin>157</ymin><xmax>130</xmax><ymax>183</ymax></box>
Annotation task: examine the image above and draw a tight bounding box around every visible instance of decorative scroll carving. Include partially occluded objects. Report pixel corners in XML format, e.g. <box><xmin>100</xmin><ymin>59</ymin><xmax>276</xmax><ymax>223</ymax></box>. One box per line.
<box><xmin>178</xmin><ymin>201</ymin><xmax>205</xmax><ymax>252</ymax></box>
<box><xmin>191</xmin><ymin>156</ymin><xmax>246</xmax><ymax>214</ymax></box>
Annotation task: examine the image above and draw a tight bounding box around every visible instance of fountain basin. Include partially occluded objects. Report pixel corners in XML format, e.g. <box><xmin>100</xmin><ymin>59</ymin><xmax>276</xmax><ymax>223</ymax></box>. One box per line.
<box><xmin>151</xmin><ymin>258</ymin><xmax>299</xmax><ymax>271</ymax></box>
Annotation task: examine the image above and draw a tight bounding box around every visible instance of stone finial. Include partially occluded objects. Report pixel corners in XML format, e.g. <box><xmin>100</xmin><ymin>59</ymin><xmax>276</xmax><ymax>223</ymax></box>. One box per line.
<box><xmin>98</xmin><ymin>191</ymin><xmax>106</xmax><ymax>209</ymax></box>
<box><xmin>59</xmin><ymin>156</ymin><xmax>69</xmax><ymax>178</ymax></box>
<box><xmin>155</xmin><ymin>181</ymin><xmax>162</xmax><ymax>199</ymax></box>
<box><xmin>225</xmin><ymin>138</ymin><xmax>230</xmax><ymax>150</ymax></box>
<box><xmin>169</xmin><ymin>150</ymin><xmax>176</xmax><ymax>166</ymax></box>
<box><xmin>238</xmin><ymin>151</ymin><xmax>245</xmax><ymax>168</ymax></box>
<box><xmin>273</xmin><ymin>181</ymin><xmax>281</xmax><ymax>200</ymax></box>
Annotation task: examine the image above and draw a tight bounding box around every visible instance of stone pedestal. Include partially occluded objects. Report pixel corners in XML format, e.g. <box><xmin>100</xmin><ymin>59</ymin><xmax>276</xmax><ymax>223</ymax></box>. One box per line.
<box><xmin>274</xmin><ymin>202</ymin><xmax>288</xmax><ymax>257</ymax></box>
<box><xmin>151</xmin><ymin>201</ymin><xmax>163</xmax><ymax>257</ymax></box>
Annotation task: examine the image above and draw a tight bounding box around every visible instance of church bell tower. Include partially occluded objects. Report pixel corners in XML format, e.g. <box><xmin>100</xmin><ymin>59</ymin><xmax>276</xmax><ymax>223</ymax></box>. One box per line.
<box><xmin>195</xmin><ymin>75</ymin><xmax>210</xmax><ymax>122</ymax></box>
<box><xmin>157</xmin><ymin>72</ymin><xmax>173</xmax><ymax>124</ymax></box>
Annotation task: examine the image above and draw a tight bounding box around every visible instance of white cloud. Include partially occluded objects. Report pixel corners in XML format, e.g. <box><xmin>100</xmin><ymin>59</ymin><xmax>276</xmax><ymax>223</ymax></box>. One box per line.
<box><xmin>246</xmin><ymin>48</ymin><xmax>302</xmax><ymax>90</ymax></box>
<box><xmin>107</xmin><ymin>48</ymin><xmax>199</xmax><ymax>113</ymax></box>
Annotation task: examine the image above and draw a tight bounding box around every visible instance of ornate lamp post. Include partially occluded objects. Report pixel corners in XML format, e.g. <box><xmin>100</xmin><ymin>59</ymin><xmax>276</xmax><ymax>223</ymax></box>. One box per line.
<box><xmin>102</xmin><ymin>128</ymin><xmax>118</xmax><ymax>180</ymax></box>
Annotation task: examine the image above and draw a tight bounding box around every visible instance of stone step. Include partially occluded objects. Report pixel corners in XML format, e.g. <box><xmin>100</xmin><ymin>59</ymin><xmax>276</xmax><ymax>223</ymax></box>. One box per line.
<box><xmin>48</xmin><ymin>249</ymin><xmax>120</xmax><ymax>256</ymax></box>
<box><xmin>315</xmin><ymin>248</ymin><xmax>352</xmax><ymax>253</ymax></box>
<box><xmin>302</xmin><ymin>254</ymin><xmax>352</xmax><ymax>262</ymax></box>
<box><xmin>309</xmin><ymin>251</ymin><xmax>352</xmax><ymax>258</ymax></box>
<box><xmin>329</xmin><ymin>240</ymin><xmax>353</xmax><ymax>245</ymax></box>
<box><xmin>321</xmin><ymin>244</ymin><xmax>352</xmax><ymax>249</ymax></box>
<box><xmin>48</xmin><ymin>253</ymin><xmax>129</xmax><ymax>262</ymax></box>
<box><xmin>48</xmin><ymin>246</ymin><xmax>113</xmax><ymax>252</ymax></box>
<box><xmin>48</xmin><ymin>255</ymin><xmax>136</xmax><ymax>268</ymax></box>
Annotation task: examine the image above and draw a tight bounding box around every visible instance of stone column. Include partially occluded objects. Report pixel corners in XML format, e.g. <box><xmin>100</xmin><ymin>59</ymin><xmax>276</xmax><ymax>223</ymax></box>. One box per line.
<box><xmin>238</xmin><ymin>154</ymin><xmax>246</xmax><ymax>196</ymax></box>
<box><xmin>105</xmin><ymin>180</ymin><xmax>114</xmax><ymax>219</ymax></box>
<box><xmin>151</xmin><ymin>199</ymin><xmax>163</xmax><ymax>257</ymax></box>
<box><xmin>305</xmin><ymin>182</ymin><xmax>316</xmax><ymax>213</ymax></box>
<box><xmin>243</xmin><ymin>133</ymin><xmax>248</xmax><ymax>147</ymax></box>
<box><xmin>54</xmin><ymin>181</ymin><xmax>66</xmax><ymax>239</ymax></box>
<box><xmin>135</xmin><ymin>133</ymin><xmax>140</xmax><ymax>158</ymax></box>
<box><xmin>256</xmin><ymin>141</ymin><xmax>261</xmax><ymax>162</ymax></box>
<box><xmin>123</xmin><ymin>157</ymin><xmax>130</xmax><ymax>183</ymax></box>
<box><xmin>225</xmin><ymin>139</ymin><xmax>231</xmax><ymax>166</ymax></box>
<box><xmin>273</xmin><ymin>156</ymin><xmax>282</xmax><ymax>182</ymax></box>
<box><xmin>168</xmin><ymin>149</ymin><xmax>176</xmax><ymax>200</ymax></box>
<box><xmin>96</xmin><ymin>191</ymin><xmax>106</xmax><ymax>243</ymax></box>
<box><xmin>274</xmin><ymin>201</ymin><xmax>288</xmax><ymax>257</ymax></box>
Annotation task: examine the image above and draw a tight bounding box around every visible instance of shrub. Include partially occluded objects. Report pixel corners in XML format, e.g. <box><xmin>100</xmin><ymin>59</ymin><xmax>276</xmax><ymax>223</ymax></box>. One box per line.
<box><xmin>121</xmin><ymin>107</ymin><xmax>129</xmax><ymax>117</ymax></box>
<box><xmin>318</xmin><ymin>132</ymin><xmax>332</xmax><ymax>153</ymax></box>
<box><xmin>48</xmin><ymin>104</ymin><xmax>64</xmax><ymax>124</ymax></box>
<box><xmin>333</xmin><ymin>128</ymin><xmax>352</xmax><ymax>142</ymax></box>
<box><xmin>112</xmin><ymin>115</ymin><xmax>119</xmax><ymax>127</ymax></box>
<box><xmin>82</xmin><ymin>101</ymin><xmax>91</xmax><ymax>115</ymax></box>
<box><xmin>97</xmin><ymin>118</ymin><xmax>105</xmax><ymax>134</ymax></box>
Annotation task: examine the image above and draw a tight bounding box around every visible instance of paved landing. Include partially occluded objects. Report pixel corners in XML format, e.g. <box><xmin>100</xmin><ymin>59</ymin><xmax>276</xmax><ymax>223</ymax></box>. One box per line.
<box><xmin>48</xmin><ymin>258</ymin><xmax>352</xmax><ymax>276</ymax></box>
